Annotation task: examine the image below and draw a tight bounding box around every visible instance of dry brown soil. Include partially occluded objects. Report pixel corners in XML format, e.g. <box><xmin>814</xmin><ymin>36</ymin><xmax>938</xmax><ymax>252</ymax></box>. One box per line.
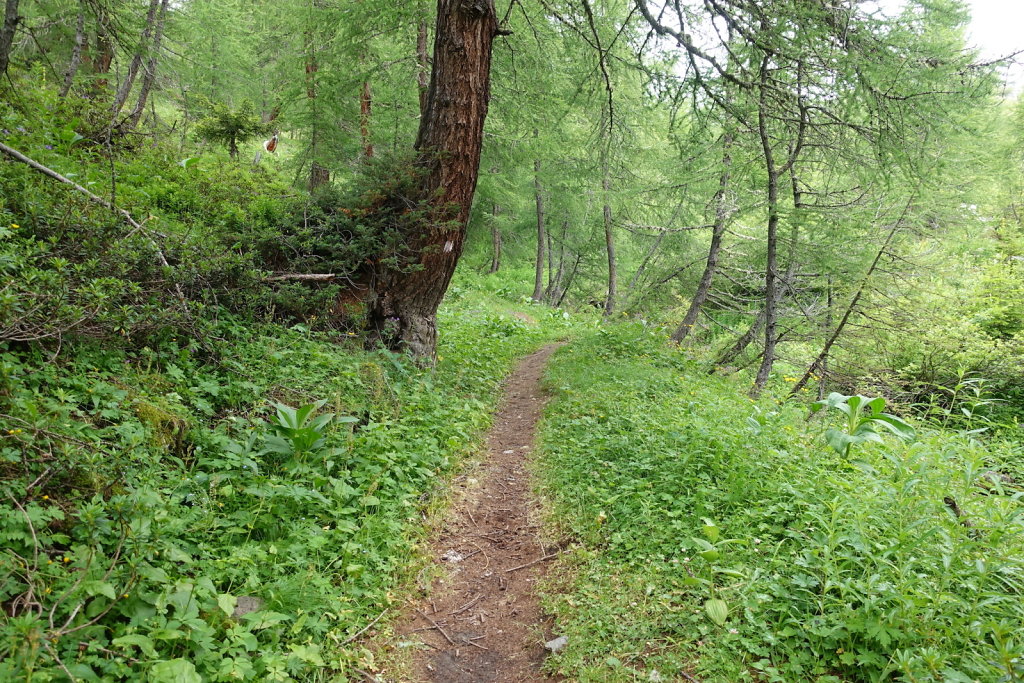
<box><xmin>392</xmin><ymin>343</ymin><xmax>564</xmax><ymax>682</ymax></box>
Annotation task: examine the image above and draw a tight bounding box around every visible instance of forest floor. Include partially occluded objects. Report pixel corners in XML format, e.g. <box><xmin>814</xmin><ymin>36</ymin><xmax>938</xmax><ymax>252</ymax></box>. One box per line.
<box><xmin>391</xmin><ymin>343</ymin><xmax>564</xmax><ymax>682</ymax></box>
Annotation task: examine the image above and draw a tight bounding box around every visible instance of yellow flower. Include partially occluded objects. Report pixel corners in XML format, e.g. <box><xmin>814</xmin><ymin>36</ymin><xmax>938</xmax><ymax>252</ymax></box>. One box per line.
<box><xmin>9</xmin><ymin>223</ymin><xmax>18</xmax><ymax>229</ymax></box>
<box><xmin>42</xmin><ymin>495</ymin><xmax>49</xmax><ymax>500</ymax></box>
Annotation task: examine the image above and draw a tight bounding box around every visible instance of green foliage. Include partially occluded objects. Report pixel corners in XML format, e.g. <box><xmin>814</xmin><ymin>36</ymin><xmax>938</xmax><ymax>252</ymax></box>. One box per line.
<box><xmin>537</xmin><ymin>325</ymin><xmax>1024</xmax><ymax>682</ymax></box>
<box><xmin>193</xmin><ymin>98</ymin><xmax>271</xmax><ymax>159</ymax></box>
<box><xmin>0</xmin><ymin>283</ymin><xmax>564</xmax><ymax>679</ymax></box>
<box><xmin>810</xmin><ymin>392</ymin><xmax>917</xmax><ymax>458</ymax></box>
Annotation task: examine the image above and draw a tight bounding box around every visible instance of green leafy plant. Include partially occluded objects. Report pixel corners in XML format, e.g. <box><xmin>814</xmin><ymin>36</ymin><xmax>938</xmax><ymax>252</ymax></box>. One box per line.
<box><xmin>193</xmin><ymin>97</ymin><xmax>270</xmax><ymax>159</ymax></box>
<box><xmin>811</xmin><ymin>392</ymin><xmax>916</xmax><ymax>458</ymax></box>
<box><xmin>264</xmin><ymin>400</ymin><xmax>357</xmax><ymax>465</ymax></box>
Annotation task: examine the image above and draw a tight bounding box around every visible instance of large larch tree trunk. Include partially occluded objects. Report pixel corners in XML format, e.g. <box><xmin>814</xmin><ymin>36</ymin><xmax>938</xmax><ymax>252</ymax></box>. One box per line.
<box><xmin>365</xmin><ymin>0</ymin><xmax>498</xmax><ymax>359</ymax></box>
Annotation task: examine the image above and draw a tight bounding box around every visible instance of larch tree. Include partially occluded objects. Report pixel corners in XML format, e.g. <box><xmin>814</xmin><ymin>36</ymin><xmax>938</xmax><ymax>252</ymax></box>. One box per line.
<box><xmin>364</xmin><ymin>0</ymin><xmax>501</xmax><ymax>359</ymax></box>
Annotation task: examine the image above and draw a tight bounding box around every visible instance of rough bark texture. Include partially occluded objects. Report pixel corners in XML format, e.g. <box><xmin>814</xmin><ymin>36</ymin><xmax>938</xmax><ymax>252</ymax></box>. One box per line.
<box><xmin>306</xmin><ymin>27</ymin><xmax>328</xmax><ymax>189</ymax></box>
<box><xmin>417</xmin><ymin>18</ymin><xmax>430</xmax><ymax>116</ymax></box>
<box><xmin>126</xmin><ymin>0</ymin><xmax>170</xmax><ymax>130</ymax></box>
<box><xmin>0</xmin><ymin>0</ymin><xmax>19</xmax><ymax>75</ymax></box>
<box><xmin>531</xmin><ymin>155</ymin><xmax>546</xmax><ymax>302</ymax></box>
<box><xmin>360</xmin><ymin>79</ymin><xmax>374</xmax><ymax>159</ymax></box>
<box><xmin>365</xmin><ymin>0</ymin><xmax>498</xmax><ymax>359</ymax></box>
<box><xmin>672</xmin><ymin>133</ymin><xmax>733</xmax><ymax>343</ymax></box>
<box><xmin>94</xmin><ymin>10</ymin><xmax>113</xmax><ymax>89</ymax></box>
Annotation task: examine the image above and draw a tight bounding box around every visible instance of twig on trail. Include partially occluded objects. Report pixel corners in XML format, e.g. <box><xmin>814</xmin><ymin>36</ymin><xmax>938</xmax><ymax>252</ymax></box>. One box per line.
<box><xmin>467</xmin><ymin>510</ymin><xmax>478</xmax><ymax>526</ymax></box>
<box><xmin>466</xmin><ymin>540</ymin><xmax>490</xmax><ymax>570</ymax></box>
<box><xmin>505</xmin><ymin>551</ymin><xmax>562</xmax><ymax>573</ymax></box>
<box><xmin>341</xmin><ymin>608</ymin><xmax>388</xmax><ymax>645</ymax></box>
<box><xmin>415</xmin><ymin>609</ymin><xmax>455</xmax><ymax>645</ymax></box>
<box><xmin>451</xmin><ymin>594</ymin><xmax>483</xmax><ymax>616</ymax></box>
<box><xmin>463</xmin><ymin>638</ymin><xmax>489</xmax><ymax>651</ymax></box>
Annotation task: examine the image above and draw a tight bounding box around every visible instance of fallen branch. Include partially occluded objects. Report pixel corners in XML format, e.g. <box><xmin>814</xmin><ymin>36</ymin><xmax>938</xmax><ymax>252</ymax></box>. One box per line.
<box><xmin>415</xmin><ymin>609</ymin><xmax>454</xmax><ymax>645</ymax></box>
<box><xmin>265</xmin><ymin>273</ymin><xmax>339</xmax><ymax>282</ymax></box>
<box><xmin>450</xmin><ymin>594</ymin><xmax>482</xmax><ymax>616</ymax></box>
<box><xmin>341</xmin><ymin>608</ymin><xmax>388</xmax><ymax>645</ymax></box>
<box><xmin>0</xmin><ymin>141</ymin><xmax>145</xmax><ymax>232</ymax></box>
<box><xmin>505</xmin><ymin>551</ymin><xmax>561</xmax><ymax>573</ymax></box>
<box><xmin>0</xmin><ymin>141</ymin><xmax>188</xmax><ymax>307</ymax></box>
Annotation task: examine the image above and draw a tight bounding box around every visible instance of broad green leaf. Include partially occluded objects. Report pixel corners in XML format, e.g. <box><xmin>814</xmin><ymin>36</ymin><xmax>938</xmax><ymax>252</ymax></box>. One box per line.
<box><xmin>149</xmin><ymin>659</ymin><xmax>201</xmax><ymax>683</ymax></box>
<box><xmin>218</xmin><ymin>593</ymin><xmax>237</xmax><ymax>617</ymax></box>
<box><xmin>705</xmin><ymin>598</ymin><xmax>729</xmax><ymax>625</ymax></box>
<box><xmin>112</xmin><ymin>634</ymin><xmax>157</xmax><ymax>657</ymax></box>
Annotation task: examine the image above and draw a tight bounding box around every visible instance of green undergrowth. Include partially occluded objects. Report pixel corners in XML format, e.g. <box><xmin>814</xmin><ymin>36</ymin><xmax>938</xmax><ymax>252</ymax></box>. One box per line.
<box><xmin>0</xmin><ymin>289</ymin><xmax>571</xmax><ymax>681</ymax></box>
<box><xmin>537</xmin><ymin>324</ymin><xmax>1024</xmax><ymax>682</ymax></box>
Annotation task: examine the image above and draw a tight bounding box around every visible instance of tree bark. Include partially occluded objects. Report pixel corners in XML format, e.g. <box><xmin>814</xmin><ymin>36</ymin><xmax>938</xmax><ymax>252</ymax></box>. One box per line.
<box><xmin>0</xmin><ymin>0</ymin><xmax>19</xmax><ymax>76</ymax></box>
<box><xmin>672</xmin><ymin>132</ymin><xmax>734</xmax><ymax>343</ymax></box>
<box><xmin>60</xmin><ymin>1</ymin><xmax>86</xmax><ymax>97</ymax></box>
<box><xmin>751</xmin><ymin>54</ymin><xmax>806</xmax><ymax>396</ymax></box>
<box><xmin>111</xmin><ymin>0</ymin><xmax>161</xmax><ymax>120</ymax></box>
<box><xmin>365</xmin><ymin>0</ymin><xmax>498</xmax><ymax>359</ymax></box>
<box><xmin>417</xmin><ymin>18</ymin><xmax>430</xmax><ymax>116</ymax></box>
<box><xmin>306</xmin><ymin>14</ymin><xmax>328</xmax><ymax>189</ymax></box>
<box><xmin>545</xmin><ymin>219</ymin><xmax>569</xmax><ymax>304</ymax></box>
<box><xmin>360</xmin><ymin>78</ymin><xmax>374</xmax><ymax>159</ymax></box>
<box><xmin>489</xmin><ymin>202</ymin><xmax>501</xmax><ymax>273</ymax></box>
<box><xmin>125</xmin><ymin>0</ymin><xmax>170</xmax><ymax>130</ymax></box>
<box><xmin>602</xmin><ymin>169</ymin><xmax>617</xmax><ymax>317</ymax></box>
<box><xmin>531</xmin><ymin>150</ymin><xmax>546</xmax><ymax>302</ymax></box>
<box><xmin>94</xmin><ymin>8</ymin><xmax>113</xmax><ymax>89</ymax></box>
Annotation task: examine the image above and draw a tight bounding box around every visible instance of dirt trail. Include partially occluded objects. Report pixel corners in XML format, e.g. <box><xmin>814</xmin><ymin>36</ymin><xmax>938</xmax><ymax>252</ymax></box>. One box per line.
<box><xmin>393</xmin><ymin>343</ymin><xmax>563</xmax><ymax>682</ymax></box>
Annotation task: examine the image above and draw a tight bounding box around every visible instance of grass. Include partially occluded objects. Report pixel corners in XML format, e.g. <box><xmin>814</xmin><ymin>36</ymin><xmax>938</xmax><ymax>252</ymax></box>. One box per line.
<box><xmin>536</xmin><ymin>322</ymin><xmax>1024</xmax><ymax>682</ymax></box>
<box><xmin>0</xmin><ymin>282</ymin><xmax>571</xmax><ymax>681</ymax></box>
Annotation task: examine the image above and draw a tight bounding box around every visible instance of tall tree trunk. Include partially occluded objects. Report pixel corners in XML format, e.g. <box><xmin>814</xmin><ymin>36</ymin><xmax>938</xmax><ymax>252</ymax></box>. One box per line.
<box><xmin>360</xmin><ymin>78</ymin><xmax>374</xmax><ymax>159</ymax></box>
<box><xmin>60</xmin><ymin>1</ymin><xmax>86</xmax><ymax>97</ymax></box>
<box><xmin>752</xmin><ymin>113</ymin><xmax>780</xmax><ymax>394</ymax></box>
<box><xmin>819</xmin><ymin>275</ymin><xmax>832</xmax><ymax>399</ymax></box>
<box><xmin>602</xmin><ymin>168</ymin><xmax>617</xmax><ymax>317</ymax></box>
<box><xmin>94</xmin><ymin>9</ymin><xmax>113</xmax><ymax>89</ymax></box>
<box><xmin>489</xmin><ymin>202</ymin><xmax>501</xmax><ymax>274</ymax></box>
<box><xmin>545</xmin><ymin>219</ymin><xmax>569</xmax><ymax>304</ymax></box>
<box><xmin>531</xmin><ymin>150</ymin><xmax>546</xmax><ymax>302</ymax></box>
<box><xmin>365</xmin><ymin>0</ymin><xmax>498</xmax><ymax>358</ymax></box>
<box><xmin>0</xmin><ymin>0</ymin><xmax>19</xmax><ymax>76</ymax></box>
<box><xmin>750</xmin><ymin>55</ymin><xmax>806</xmax><ymax>396</ymax></box>
<box><xmin>305</xmin><ymin>13</ymin><xmax>328</xmax><ymax>189</ymax></box>
<box><xmin>125</xmin><ymin>0</ymin><xmax>169</xmax><ymax>130</ymax></box>
<box><xmin>417</xmin><ymin>18</ymin><xmax>430</xmax><ymax>116</ymax></box>
<box><xmin>672</xmin><ymin>132</ymin><xmax>734</xmax><ymax>343</ymax></box>
<box><xmin>111</xmin><ymin>0</ymin><xmax>161</xmax><ymax>120</ymax></box>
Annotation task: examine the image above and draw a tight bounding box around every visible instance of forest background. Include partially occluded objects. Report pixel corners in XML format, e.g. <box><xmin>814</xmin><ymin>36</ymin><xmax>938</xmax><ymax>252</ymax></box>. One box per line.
<box><xmin>3</xmin><ymin>0</ymin><xmax>1024</xmax><ymax>680</ymax></box>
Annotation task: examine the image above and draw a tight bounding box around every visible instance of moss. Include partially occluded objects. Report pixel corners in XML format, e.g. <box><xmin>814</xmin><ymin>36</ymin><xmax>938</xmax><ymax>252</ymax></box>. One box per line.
<box><xmin>134</xmin><ymin>399</ymin><xmax>189</xmax><ymax>454</ymax></box>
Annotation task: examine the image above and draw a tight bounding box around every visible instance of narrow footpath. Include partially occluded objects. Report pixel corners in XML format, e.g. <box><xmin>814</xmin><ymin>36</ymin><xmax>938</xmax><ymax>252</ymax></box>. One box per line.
<box><xmin>393</xmin><ymin>343</ymin><xmax>563</xmax><ymax>682</ymax></box>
